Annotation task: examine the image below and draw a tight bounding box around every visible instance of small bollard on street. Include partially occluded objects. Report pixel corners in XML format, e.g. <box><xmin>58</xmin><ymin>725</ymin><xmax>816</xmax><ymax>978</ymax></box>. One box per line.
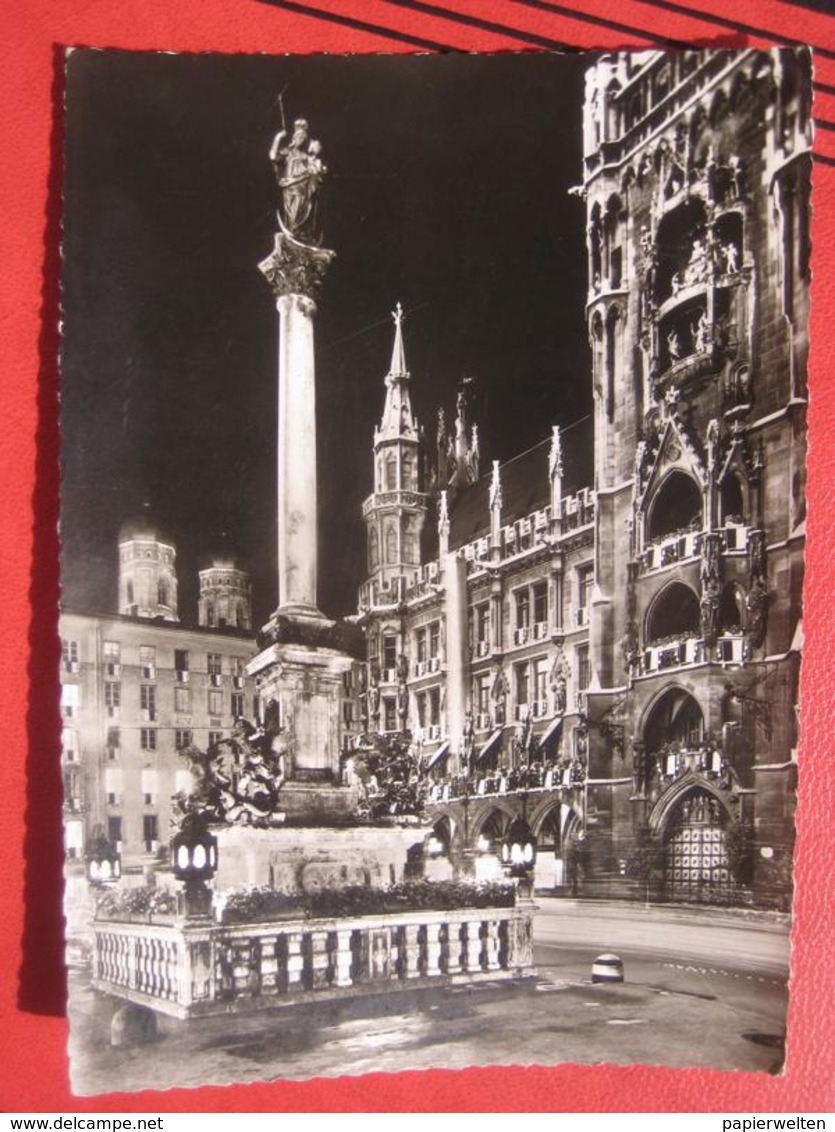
<box><xmin>591</xmin><ymin>952</ymin><xmax>624</xmax><ymax>983</ymax></box>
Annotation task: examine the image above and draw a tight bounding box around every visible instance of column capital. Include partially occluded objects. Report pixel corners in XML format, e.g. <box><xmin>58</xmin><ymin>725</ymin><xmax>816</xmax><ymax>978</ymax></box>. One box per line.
<box><xmin>259</xmin><ymin>231</ymin><xmax>335</xmax><ymax>301</ymax></box>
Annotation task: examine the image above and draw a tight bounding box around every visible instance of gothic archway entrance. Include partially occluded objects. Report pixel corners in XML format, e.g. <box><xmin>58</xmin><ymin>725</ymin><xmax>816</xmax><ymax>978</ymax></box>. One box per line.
<box><xmin>663</xmin><ymin>787</ymin><xmax>733</xmax><ymax>904</ymax></box>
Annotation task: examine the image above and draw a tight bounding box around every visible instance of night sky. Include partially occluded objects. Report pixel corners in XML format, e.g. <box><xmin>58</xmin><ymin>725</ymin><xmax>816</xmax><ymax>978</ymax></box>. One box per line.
<box><xmin>60</xmin><ymin>49</ymin><xmax>591</xmax><ymax>627</ymax></box>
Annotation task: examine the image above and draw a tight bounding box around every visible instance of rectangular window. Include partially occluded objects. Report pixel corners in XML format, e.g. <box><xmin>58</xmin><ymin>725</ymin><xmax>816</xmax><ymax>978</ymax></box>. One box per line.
<box><xmin>416</xmin><ymin>627</ymin><xmax>428</xmax><ymax>666</ymax></box>
<box><xmin>140</xmin><ymin>683</ymin><xmax>156</xmax><ymax>722</ymax></box>
<box><xmin>208</xmin><ymin>652</ymin><xmax>222</xmax><ymax>687</ymax></box>
<box><xmin>533</xmin><ymin>581</ymin><xmax>548</xmax><ymax>627</ymax></box>
<box><xmin>141</xmin><ymin>768</ymin><xmax>158</xmax><ymax>806</ymax></box>
<box><xmin>231</xmin><ymin>691</ymin><xmax>244</xmax><ymax>718</ymax></box>
<box><xmin>104</xmin><ymin>681</ymin><xmax>121</xmax><ymax>716</ymax></box>
<box><xmin>382</xmin><ymin>634</ymin><xmax>397</xmax><ymax>673</ymax></box>
<box><xmin>208</xmin><ymin>730</ymin><xmax>223</xmax><ymax>748</ymax></box>
<box><xmin>142</xmin><ymin>814</ymin><xmax>159</xmax><ymax>852</ymax></box>
<box><xmin>515</xmin><ymin>661</ymin><xmax>530</xmax><ymax>711</ymax></box>
<box><xmin>63</xmin><ymin>728</ymin><xmax>78</xmax><ymax>762</ymax></box>
<box><xmin>175</xmin><ymin>649</ymin><xmax>189</xmax><ymax>683</ymax></box>
<box><xmin>416</xmin><ymin>691</ymin><xmax>427</xmax><ymax>729</ymax></box>
<box><xmin>477</xmin><ymin>674</ymin><xmax>491</xmax><ymax>714</ymax></box>
<box><xmin>103</xmin><ymin>641</ymin><xmax>121</xmax><ymax>678</ymax></box>
<box><xmin>107</xmin><ymin>816</ymin><xmax>122</xmax><ymax>845</ymax></box>
<box><xmin>383</xmin><ymin>696</ymin><xmax>397</xmax><ymax>732</ymax></box>
<box><xmin>535</xmin><ymin>658</ymin><xmax>549</xmax><ymax>716</ymax></box>
<box><xmin>515</xmin><ymin>588</ymin><xmax>531</xmax><ymax>629</ymax></box>
<box><xmin>429</xmin><ymin>686</ymin><xmax>441</xmax><ymax>726</ymax></box>
<box><xmin>232</xmin><ymin>657</ymin><xmax>245</xmax><ymax>688</ymax></box>
<box><xmin>139</xmin><ymin>645</ymin><xmax>156</xmax><ymax>680</ymax></box>
<box><xmin>104</xmin><ymin>766</ymin><xmax>123</xmax><ymax>805</ymax></box>
<box><xmin>61</xmin><ymin>683</ymin><xmax>80</xmax><ymax>718</ymax></box>
<box><xmin>208</xmin><ymin>688</ymin><xmax>222</xmax><ymax>715</ymax></box>
<box><xmin>61</xmin><ymin>639</ymin><xmax>79</xmax><ymax>672</ymax></box>
<box><xmin>576</xmin><ymin>644</ymin><xmax>591</xmax><ymax>692</ymax></box>
<box><xmin>175</xmin><ymin>729</ymin><xmax>192</xmax><ymax>750</ymax></box>
<box><xmin>429</xmin><ymin>622</ymin><xmax>440</xmax><ymax>659</ymax></box>
<box><xmin>106</xmin><ymin>726</ymin><xmax>120</xmax><ymax>750</ymax></box>
<box><xmin>174</xmin><ymin>686</ymin><xmax>190</xmax><ymax>714</ymax></box>
<box><xmin>579</xmin><ymin>570</ymin><xmax>592</xmax><ymax>615</ymax></box>
<box><xmin>140</xmin><ymin>728</ymin><xmax>156</xmax><ymax>752</ymax></box>
<box><xmin>476</xmin><ymin>602</ymin><xmax>490</xmax><ymax>643</ymax></box>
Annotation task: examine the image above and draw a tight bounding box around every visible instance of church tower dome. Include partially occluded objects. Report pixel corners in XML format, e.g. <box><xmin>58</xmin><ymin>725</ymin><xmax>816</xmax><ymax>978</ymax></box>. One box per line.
<box><xmin>118</xmin><ymin>507</ymin><xmax>179</xmax><ymax>621</ymax></box>
<box><xmin>197</xmin><ymin>540</ymin><xmax>252</xmax><ymax>630</ymax></box>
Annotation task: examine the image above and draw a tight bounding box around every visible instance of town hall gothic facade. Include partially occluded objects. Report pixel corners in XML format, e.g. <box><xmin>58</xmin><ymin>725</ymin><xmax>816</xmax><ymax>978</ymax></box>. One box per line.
<box><xmin>351</xmin><ymin>48</ymin><xmax>809</xmax><ymax>908</ymax></box>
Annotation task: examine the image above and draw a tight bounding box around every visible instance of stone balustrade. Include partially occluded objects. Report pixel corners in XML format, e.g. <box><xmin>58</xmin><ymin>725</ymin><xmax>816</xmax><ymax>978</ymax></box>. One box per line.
<box><xmin>91</xmin><ymin>903</ymin><xmax>534</xmax><ymax>1020</ymax></box>
<box><xmin>427</xmin><ymin>763</ymin><xmax>583</xmax><ymax>803</ymax></box>
<box><xmin>638</xmin><ymin>524</ymin><xmax>750</xmax><ymax>575</ymax></box>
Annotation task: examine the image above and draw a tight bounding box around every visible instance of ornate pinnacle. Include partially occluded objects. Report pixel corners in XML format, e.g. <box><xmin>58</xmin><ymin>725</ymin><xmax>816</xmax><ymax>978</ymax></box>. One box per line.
<box><xmin>438</xmin><ymin>490</ymin><xmax>450</xmax><ymax>536</ymax></box>
<box><xmin>549</xmin><ymin>425</ymin><xmax>564</xmax><ymax>480</ymax></box>
<box><xmin>489</xmin><ymin>459</ymin><xmax>503</xmax><ymax>512</ymax></box>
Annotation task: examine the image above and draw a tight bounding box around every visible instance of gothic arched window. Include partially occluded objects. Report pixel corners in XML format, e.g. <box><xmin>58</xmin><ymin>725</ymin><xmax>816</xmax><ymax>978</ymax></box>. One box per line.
<box><xmin>647</xmin><ymin>470</ymin><xmax>702</xmax><ymax>541</ymax></box>
<box><xmin>385</xmin><ymin>525</ymin><xmax>398</xmax><ymax>564</ymax></box>
<box><xmin>402</xmin><ymin>450</ymin><xmax>414</xmax><ymax>490</ymax></box>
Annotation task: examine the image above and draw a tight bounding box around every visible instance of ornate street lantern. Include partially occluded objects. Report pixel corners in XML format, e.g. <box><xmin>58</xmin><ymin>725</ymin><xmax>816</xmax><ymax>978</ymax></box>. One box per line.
<box><xmin>500</xmin><ymin>817</ymin><xmax>537</xmax><ymax>880</ymax></box>
<box><xmin>170</xmin><ymin>812</ymin><xmax>218</xmax><ymax>882</ymax></box>
<box><xmin>170</xmin><ymin>812</ymin><xmax>218</xmax><ymax>918</ymax></box>
<box><xmin>85</xmin><ymin>826</ymin><xmax>122</xmax><ymax>886</ymax></box>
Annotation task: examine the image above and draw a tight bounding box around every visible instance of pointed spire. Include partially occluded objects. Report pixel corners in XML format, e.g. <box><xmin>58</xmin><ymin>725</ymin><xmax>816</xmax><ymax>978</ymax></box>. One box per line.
<box><xmin>390</xmin><ymin>301</ymin><xmax>407</xmax><ymax>376</ymax></box>
<box><xmin>377</xmin><ymin>302</ymin><xmax>417</xmax><ymax>442</ymax></box>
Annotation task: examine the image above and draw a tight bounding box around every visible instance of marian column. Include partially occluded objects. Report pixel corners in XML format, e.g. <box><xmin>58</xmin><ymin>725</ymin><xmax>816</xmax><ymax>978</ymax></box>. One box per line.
<box><xmin>259</xmin><ymin>118</ymin><xmax>335</xmax><ymax>622</ymax></box>
<box><xmin>250</xmin><ymin>116</ymin><xmax>357</xmax><ymax>799</ymax></box>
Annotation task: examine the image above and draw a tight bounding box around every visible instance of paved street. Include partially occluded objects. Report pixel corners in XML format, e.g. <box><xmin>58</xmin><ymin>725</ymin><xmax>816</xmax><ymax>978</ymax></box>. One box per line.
<box><xmin>68</xmin><ymin>900</ymin><xmax>790</xmax><ymax>1096</ymax></box>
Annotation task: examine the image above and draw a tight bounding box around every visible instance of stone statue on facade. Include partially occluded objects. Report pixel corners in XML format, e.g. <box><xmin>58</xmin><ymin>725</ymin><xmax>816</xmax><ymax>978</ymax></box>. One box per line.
<box><xmin>746</xmin><ymin>574</ymin><xmax>768</xmax><ymax>651</ymax></box>
<box><xmin>491</xmin><ymin>665</ymin><xmax>509</xmax><ymax>726</ymax></box>
<box><xmin>700</xmin><ymin>574</ymin><xmax>720</xmax><ymax>647</ymax></box>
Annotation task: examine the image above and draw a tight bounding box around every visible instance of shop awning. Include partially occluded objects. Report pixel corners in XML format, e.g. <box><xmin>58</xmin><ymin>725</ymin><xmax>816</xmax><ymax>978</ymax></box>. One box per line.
<box><xmin>538</xmin><ymin>713</ymin><xmax>564</xmax><ymax>750</ymax></box>
<box><xmin>426</xmin><ymin>740</ymin><xmax>450</xmax><ymax>771</ymax></box>
<box><xmin>476</xmin><ymin>728</ymin><xmax>504</xmax><ymax>764</ymax></box>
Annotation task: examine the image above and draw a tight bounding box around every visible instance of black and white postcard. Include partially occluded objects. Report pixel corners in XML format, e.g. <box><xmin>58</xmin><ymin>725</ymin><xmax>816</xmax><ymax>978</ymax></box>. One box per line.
<box><xmin>60</xmin><ymin>46</ymin><xmax>809</xmax><ymax>1094</ymax></box>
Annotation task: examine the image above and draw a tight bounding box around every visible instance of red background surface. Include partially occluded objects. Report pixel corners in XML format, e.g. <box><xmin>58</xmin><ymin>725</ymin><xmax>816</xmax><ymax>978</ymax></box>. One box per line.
<box><xmin>2</xmin><ymin>0</ymin><xmax>834</xmax><ymax>1113</ymax></box>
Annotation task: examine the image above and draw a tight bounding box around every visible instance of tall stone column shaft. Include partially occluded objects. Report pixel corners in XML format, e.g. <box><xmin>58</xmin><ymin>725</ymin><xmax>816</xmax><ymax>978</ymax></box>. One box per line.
<box><xmin>277</xmin><ymin>293</ymin><xmax>319</xmax><ymax>615</ymax></box>
<box><xmin>259</xmin><ymin>227</ymin><xmax>334</xmax><ymax>622</ymax></box>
